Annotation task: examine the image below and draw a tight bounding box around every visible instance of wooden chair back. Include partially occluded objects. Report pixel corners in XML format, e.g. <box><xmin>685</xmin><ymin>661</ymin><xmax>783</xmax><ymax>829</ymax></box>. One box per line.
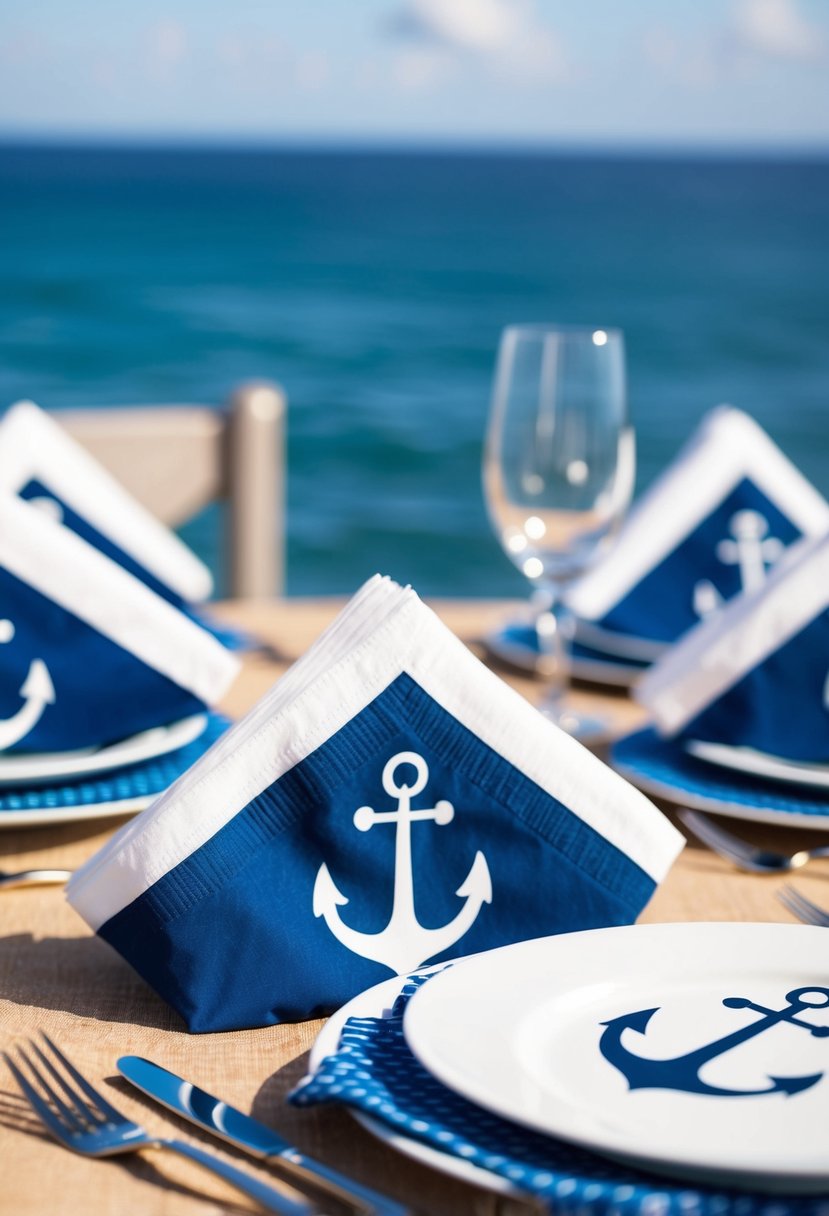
<box><xmin>60</xmin><ymin>381</ymin><xmax>285</xmax><ymax>599</ymax></box>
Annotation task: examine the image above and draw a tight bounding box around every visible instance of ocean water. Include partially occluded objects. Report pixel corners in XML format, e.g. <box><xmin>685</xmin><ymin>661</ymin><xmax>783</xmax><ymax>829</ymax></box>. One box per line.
<box><xmin>0</xmin><ymin>144</ymin><xmax>827</xmax><ymax>598</ymax></box>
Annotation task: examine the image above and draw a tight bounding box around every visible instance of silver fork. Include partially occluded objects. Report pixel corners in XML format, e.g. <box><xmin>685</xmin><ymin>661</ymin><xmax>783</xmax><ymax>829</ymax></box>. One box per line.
<box><xmin>3</xmin><ymin>1034</ymin><xmax>316</xmax><ymax>1215</ymax></box>
<box><xmin>677</xmin><ymin>808</ymin><xmax>829</xmax><ymax>874</ymax></box>
<box><xmin>0</xmin><ymin>867</ymin><xmax>71</xmax><ymax>890</ymax></box>
<box><xmin>778</xmin><ymin>885</ymin><xmax>829</xmax><ymax>927</ymax></box>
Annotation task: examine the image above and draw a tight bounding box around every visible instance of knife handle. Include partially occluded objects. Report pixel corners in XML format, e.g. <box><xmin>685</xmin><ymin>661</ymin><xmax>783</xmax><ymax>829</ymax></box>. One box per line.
<box><xmin>271</xmin><ymin>1148</ymin><xmax>412</xmax><ymax>1216</ymax></box>
<box><xmin>165</xmin><ymin>1139</ymin><xmax>314</xmax><ymax>1215</ymax></box>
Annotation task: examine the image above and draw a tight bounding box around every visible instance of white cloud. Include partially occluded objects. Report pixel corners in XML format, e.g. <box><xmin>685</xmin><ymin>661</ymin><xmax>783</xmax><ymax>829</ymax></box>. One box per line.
<box><xmin>732</xmin><ymin>0</ymin><xmax>825</xmax><ymax>61</ymax></box>
<box><xmin>640</xmin><ymin>1</ymin><xmax>826</xmax><ymax>90</ymax></box>
<box><xmin>386</xmin><ymin>0</ymin><xmax>566</xmax><ymax>83</ymax></box>
<box><xmin>391</xmin><ymin>0</ymin><xmax>518</xmax><ymax>52</ymax></box>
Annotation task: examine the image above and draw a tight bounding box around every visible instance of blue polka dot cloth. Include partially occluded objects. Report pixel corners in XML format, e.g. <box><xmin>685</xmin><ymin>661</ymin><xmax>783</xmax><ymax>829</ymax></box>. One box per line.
<box><xmin>612</xmin><ymin>729</ymin><xmax>829</xmax><ymax>821</ymax></box>
<box><xmin>291</xmin><ymin>973</ymin><xmax>829</xmax><ymax>1215</ymax></box>
<box><xmin>0</xmin><ymin>712</ymin><xmax>228</xmax><ymax>814</ymax></box>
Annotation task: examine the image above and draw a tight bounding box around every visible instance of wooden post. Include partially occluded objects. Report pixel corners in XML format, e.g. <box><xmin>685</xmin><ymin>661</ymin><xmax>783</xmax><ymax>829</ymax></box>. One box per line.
<box><xmin>225</xmin><ymin>381</ymin><xmax>286</xmax><ymax>599</ymax></box>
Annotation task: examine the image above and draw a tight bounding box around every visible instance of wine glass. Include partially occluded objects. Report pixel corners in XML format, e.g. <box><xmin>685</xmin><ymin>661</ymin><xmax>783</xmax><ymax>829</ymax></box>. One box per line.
<box><xmin>483</xmin><ymin>324</ymin><xmax>634</xmax><ymax>736</ymax></box>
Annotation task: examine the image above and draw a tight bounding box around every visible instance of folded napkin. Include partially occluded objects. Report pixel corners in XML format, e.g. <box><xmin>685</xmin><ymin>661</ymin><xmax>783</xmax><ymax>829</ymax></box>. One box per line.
<box><xmin>636</xmin><ymin>534</ymin><xmax>829</xmax><ymax>762</ymax></box>
<box><xmin>0</xmin><ymin>399</ymin><xmax>212</xmax><ymax>605</ymax></box>
<box><xmin>568</xmin><ymin>406</ymin><xmax>829</xmax><ymax>657</ymax></box>
<box><xmin>0</xmin><ymin>494</ymin><xmax>238</xmax><ymax>753</ymax></box>
<box><xmin>291</xmin><ymin>973</ymin><xmax>827</xmax><ymax>1216</ymax></box>
<box><xmin>67</xmin><ymin>575</ymin><xmax>682</xmax><ymax>1032</ymax></box>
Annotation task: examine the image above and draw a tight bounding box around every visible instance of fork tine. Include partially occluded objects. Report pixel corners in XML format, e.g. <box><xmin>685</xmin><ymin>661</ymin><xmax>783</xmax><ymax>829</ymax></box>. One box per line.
<box><xmin>3</xmin><ymin>1051</ymin><xmax>81</xmax><ymax>1140</ymax></box>
<box><xmin>38</xmin><ymin>1032</ymin><xmax>123</xmax><ymax>1124</ymax></box>
<box><xmin>676</xmin><ymin>809</ymin><xmax>755</xmax><ymax>863</ymax></box>
<box><xmin>29</xmin><ymin>1041</ymin><xmax>106</xmax><ymax>1126</ymax></box>
<box><xmin>6</xmin><ymin>1049</ymin><xmax>316</xmax><ymax>1215</ymax></box>
<box><xmin>779</xmin><ymin>885</ymin><xmax>829</xmax><ymax>927</ymax></box>
<box><xmin>16</xmin><ymin>1044</ymin><xmax>91</xmax><ymax>1132</ymax></box>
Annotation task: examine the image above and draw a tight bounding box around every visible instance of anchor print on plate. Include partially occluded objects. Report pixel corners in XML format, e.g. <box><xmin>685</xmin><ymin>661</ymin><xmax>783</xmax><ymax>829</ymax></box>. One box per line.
<box><xmin>313</xmin><ymin>750</ymin><xmax>492</xmax><ymax>974</ymax></box>
<box><xmin>600</xmin><ymin>986</ymin><xmax>829</xmax><ymax>1097</ymax></box>
<box><xmin>0</xmin><ymin>618</ymin><xmax>56</xmax><ymax>750</ymax></box>
<box><xmin>693</xmin><ymin>509</ymin><xmax>784</xmax><ymax>619</ymax></box>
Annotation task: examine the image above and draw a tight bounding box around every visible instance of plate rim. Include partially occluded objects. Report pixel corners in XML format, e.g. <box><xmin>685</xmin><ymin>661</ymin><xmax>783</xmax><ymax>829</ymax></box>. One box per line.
<box><xmin>307</xmin><ymin>966</ymin><xmax>520</xmax><ymax>1197</ymax></box>
<box><xmin>0</xmin><ymin>712</ymin><xmax>208</xmax><ymax>787</ymax></box>
<box><xmin>612</xmin><ymin>728</ymin><xmax>829</xmax><ymax>828</ymax></box>
<box><xmin>613</xmin><ymin>757</ymin><xmax>829</xmax><ymax>828</ymax></box>
<box><xmin>402</xmin><ymin>922</ymin><xmax>829</xmax><ymax>1190</ymax></box>
<box><xmin>685</xmin><ymin>739</ymin><xmax>829</xmax><ymax>790</ymax></box>
<box><xmin>0</xmin><ymin>794</ymin><xmax>154</xmax><ymax>829</ymax></box>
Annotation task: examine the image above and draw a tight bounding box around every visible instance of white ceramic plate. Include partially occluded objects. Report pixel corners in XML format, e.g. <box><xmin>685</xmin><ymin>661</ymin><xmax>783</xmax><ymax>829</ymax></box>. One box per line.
<box><xmin>0</xmin><ymin>714</ymin><xmax>208</xmax><ymax>787</ymax></box>
<box><xmin>308</xmin><ymin>966</ymin><xmax>521</xmax><ymax>1199</ymax></box>
<box><xmin>686</xmin><ymin>739</ymin><xmax>829</xmax><ymax>789</ymax></box>
<box><xmin>404</xmin><ymin>923</ymin><xmax>829</xmax><ymax>1193</ymax></box>
<box><xmin>573</xmin><ymin>620</ymin><xmax>668</xmax><ymax>664</ymax></box>
<box><xmin>0</xmin><ymin>794</ymin><xmax>158</xmax><ymax>830</ymax></box>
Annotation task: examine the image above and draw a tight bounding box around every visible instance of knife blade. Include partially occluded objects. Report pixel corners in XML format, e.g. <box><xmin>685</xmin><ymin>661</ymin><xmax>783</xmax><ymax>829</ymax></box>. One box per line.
<box><xmin>117</xmin><ymin>1055</ymin><xmax>411</xmax><ymax>1216</ymax></box>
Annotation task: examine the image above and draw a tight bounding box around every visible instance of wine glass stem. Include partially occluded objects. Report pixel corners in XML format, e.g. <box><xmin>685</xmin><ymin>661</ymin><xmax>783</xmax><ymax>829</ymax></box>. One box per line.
<box><xmin>535</xmin><ymin>587</ymin><xmax>575</xmax><ymax>719</ymax></box>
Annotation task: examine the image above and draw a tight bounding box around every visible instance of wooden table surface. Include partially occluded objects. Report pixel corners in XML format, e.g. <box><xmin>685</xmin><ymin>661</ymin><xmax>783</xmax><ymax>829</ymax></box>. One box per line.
<box><xmin>2</xmin><ymin>599</ymin><xmax>828</xmax><ymax>1216</ymax></box>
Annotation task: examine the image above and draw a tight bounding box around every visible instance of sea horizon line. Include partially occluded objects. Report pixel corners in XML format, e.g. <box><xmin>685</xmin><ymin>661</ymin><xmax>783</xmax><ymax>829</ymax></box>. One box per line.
<box><xmin>0</xmin><ymin>133</ymin><xmax>828</xmax><ymax>163</ymax></box>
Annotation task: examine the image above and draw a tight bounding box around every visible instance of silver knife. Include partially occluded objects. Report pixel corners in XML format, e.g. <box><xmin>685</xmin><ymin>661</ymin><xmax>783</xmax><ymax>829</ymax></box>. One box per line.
<box><xmin>117</xmin><ymin>1055</ymin><xmax>412</xmax><ymax>1216</ymax></box>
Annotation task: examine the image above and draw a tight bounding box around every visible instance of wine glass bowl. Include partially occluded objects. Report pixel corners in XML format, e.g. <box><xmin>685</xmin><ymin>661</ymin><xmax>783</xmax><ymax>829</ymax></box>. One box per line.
<box><xmin>483</xmin><ymin>324</ymin><xmax>633</xmax><ymax>734</ymax></box>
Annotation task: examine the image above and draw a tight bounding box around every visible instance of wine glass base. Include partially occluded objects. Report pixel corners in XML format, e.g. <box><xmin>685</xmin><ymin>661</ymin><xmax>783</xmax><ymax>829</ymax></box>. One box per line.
<box><xmin>538</xmin><ymin>703</ymin><xmax>610</xmax><ymax>743</ymax></box>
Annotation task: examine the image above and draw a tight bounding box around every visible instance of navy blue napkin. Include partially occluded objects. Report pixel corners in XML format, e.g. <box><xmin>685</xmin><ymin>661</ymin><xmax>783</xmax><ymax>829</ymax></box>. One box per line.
<box><xmin>569</xmin><ymin>407</ymin><xmax>829</xmax><ymax>657</ymax></box>
<box><xmin>67</xmin><ymin>576</ymin><xmax>683</xmax><ymax>1032</ymax></box>
<box><xmin>638</xmin><ymin>534</ymin><xmax>829</xmax><ymax>762</ymax></box>
<box><xmin>0</xmin><ymin>495</ymin><xmax>238</xmax><ymax>753</ymax></box>
<box><xmin>0</xmin><ymin>400</ymin><xmax>212</xmax><ymax>606</ymax></box>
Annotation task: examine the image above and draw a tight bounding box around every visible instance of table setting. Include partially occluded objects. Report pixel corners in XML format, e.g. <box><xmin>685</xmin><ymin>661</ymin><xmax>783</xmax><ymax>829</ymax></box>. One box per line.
<box><xmin>295</xmin><ymin>923</ymin><xmax>829</xmax><ymax>1210</ymax></box>
<box><xmin>485</xmin><ymin>397</ymin><xmax>829</xmax><ymax>694</ymax></box>
<box><xmin>3</xmin><ymin>341</ymin><xmax>829</xmax><ymax>1216</ymax></box>
<box><xmin>0</xmin><ymin>401</ymin><xmax>239</xmax><ymax>834</ymax></box>
<box><xmin>614</xmin><ymin>530</ymin><xmax>829</xmax><ymax>828</ymax></box>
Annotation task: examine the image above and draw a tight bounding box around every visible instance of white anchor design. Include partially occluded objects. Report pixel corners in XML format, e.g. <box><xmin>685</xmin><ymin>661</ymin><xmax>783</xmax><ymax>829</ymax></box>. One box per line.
<box><xmin>694</xmin><ymin>509</ymin><xmax>784</xmax><ymax>618</ymax></box>
<box><xmin>0</xmin><ymin>619</ymin><xmax>56</xmax><ymax>750</ymax></box>
<box><xmin>313</xmin><ymin>751</ymin><xmax>492</xmax><ymax>974</ymax></box>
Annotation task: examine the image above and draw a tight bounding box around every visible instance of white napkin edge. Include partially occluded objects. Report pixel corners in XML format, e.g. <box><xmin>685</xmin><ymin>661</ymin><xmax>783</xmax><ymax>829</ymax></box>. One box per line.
<box><xmin>0</xmin><ymin>494</ymin><xmax>239</xmax><ymax>707</ymax></box>
<box><xmin>67</xmin><ymin>574</ymin><xmax>399</xmax><ymax>893</ymax></box>
<box><xmin>67</xmin><ymin>576</ymin><xmax>684</xmax><ymax>933</ymax></box>
<box><xmin>0</xmin><ymin>400</ymin><xmax>212</xmax><ymax>602</ymax></box>
<box><xmin>636</xmin><ymin>532</ymin><xmax>829</xmax><ymax>735</ymax></box>
<box><xmin>567</xmin><ymin>405</ymin><xmax>829</xmax><ymax>621</ymax></box>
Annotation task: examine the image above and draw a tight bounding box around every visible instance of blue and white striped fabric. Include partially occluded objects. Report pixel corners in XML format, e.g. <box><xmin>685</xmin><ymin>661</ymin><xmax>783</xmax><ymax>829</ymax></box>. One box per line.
<box><xmin>0</xmin><ymin>494</ymin><xmax>238</xmax><ymax>753</ymax></box>
<box><xmin>0</xmin><ymin>400</ymin><xmax>212</xmax><ymax>605</ymax></box>
<box><xmin>568</xmin><ymin>407</ymin><xmax>829</xmax><ymax>660</ymax></box>
<box><xmin>637</xmin><ymin>534</ymin><xmax>829</xmax><ymax>762</ymax></box>
<box><xmin>67</xmin><ymin>576</ymin><xmax>683</xmax><ymax>1032</ymax></box>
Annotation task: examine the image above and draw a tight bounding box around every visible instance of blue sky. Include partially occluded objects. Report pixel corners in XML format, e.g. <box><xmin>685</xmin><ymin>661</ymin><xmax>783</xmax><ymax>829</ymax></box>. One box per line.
<box><xmin>1</xmin><ymin>0</ymin><xmax>827</xmax><ymax>146</ymax></box>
